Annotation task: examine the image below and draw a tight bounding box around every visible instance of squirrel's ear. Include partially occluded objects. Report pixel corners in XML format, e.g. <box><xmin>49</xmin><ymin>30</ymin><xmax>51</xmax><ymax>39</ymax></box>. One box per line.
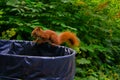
<box><xmin>34</xmin><ymin>27</ymin><xmax>39</xmax><ymax>30</ymax></box>
<box><xmin>36</xmin><ymin>26</ymin><xmax>43</xmax><ymax>30</ymax></box>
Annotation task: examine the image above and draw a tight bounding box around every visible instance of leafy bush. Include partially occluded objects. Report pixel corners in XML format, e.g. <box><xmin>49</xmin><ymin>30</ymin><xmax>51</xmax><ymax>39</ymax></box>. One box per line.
<box><xmin>0</xmin><ymin>0</ymin><xmax>120</xmax><ymax>79</ymax></box>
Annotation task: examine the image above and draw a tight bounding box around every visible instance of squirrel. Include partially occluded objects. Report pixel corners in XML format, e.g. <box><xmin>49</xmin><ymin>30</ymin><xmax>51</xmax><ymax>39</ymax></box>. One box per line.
<box><xmin>31</xmin><ymin>27</ymin><xmax>80</xmax><ymax>47</ymax></box>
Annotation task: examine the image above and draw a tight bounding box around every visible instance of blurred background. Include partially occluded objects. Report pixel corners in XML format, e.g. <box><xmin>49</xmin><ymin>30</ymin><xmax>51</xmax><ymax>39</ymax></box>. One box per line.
<box><xmin>0</xmin><ymin>0</ymin><xmax>120</xmax><ymax>79</ymax></box>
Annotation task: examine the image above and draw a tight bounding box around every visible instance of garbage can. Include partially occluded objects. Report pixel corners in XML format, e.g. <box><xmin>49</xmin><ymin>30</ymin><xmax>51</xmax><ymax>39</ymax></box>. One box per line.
<box><xmin>0</xmin><ymin>40</ymin><xmax>76</xmax><ymax>80</ymax></box>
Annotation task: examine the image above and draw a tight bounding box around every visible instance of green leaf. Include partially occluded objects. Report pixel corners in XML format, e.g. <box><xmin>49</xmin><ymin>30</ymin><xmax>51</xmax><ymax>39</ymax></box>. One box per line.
<box><xmin>17</xmin><ymin>34</ymin><xmax>23</xmax><ymax>40</ymax></box>
<box><xmin>77</xmin><ymin>58</ymin><xmax>91</xmax><ymax>64</ymax></box>
<box><xmin>7</xmin><ymin>0</ymin><xmax>19</xmax><ymax>6</ymax></box>
<box><xmin>0</xmin><ymin>11</ymin><xmax>3</xmax><ymax>14</ymax></box>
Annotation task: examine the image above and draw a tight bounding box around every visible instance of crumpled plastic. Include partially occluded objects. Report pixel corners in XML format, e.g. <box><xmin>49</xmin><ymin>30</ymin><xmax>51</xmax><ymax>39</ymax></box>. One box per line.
<box><xmin>0</xmin><ymin>40</ymin><xmax>76</xmax><ymax>80</ymax></box>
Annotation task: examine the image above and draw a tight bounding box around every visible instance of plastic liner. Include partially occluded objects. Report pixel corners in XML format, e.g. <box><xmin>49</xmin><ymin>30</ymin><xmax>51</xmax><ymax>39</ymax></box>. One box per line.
<box><xmin>0</xmin><ymin>40</ymin><xmax>76</xmax><ymax>80</ymax></box>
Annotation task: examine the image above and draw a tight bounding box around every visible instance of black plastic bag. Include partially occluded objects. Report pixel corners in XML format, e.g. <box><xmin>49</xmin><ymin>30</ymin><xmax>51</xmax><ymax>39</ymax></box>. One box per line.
<box><xmin>0</xmin><ymin>40</ymin><xmax>76</xmax><ymax>80</ymax></box>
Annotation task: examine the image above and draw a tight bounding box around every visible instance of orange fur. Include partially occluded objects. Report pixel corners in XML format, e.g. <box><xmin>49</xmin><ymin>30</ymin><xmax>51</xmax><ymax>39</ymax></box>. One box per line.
<box><xmin>31</xmin><ymin>27</ymin><xmax>80</xmax><ymax>47</ymax></box>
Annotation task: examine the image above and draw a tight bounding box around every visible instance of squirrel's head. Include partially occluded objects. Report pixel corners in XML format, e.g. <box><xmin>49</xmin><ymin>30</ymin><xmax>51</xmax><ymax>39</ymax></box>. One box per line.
<box><xmin>31</xmin><ymin>27</ymin><xmax>43</xmax><ymax>38</ymax></box>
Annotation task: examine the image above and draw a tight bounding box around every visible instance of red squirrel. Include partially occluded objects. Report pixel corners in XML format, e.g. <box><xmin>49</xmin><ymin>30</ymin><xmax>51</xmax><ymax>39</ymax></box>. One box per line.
<box><xmin>31</xmin><ymin>27</ymin><xmax>79</xmax><ymax>47</ymax></box>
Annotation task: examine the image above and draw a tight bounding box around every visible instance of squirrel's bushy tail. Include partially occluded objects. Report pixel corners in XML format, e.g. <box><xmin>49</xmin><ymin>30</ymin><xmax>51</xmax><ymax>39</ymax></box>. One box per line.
<box><xmin>59</xmin><ymin>31</ymin><xmax>79</xmax><ymax>47</ymax></box>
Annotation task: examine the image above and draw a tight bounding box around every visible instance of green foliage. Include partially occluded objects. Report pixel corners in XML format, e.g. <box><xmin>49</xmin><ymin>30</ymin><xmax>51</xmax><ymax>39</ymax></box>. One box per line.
<box><xmin>77</xmin><ymin>58</ymin><xmax>91</xmax><ymax>65</ymax></box>
<box><xmin>0</xmin><ymin>0</ymin><xmax>120</xmax><ymax>79</ymax></box>
<box><xmin>1</xmin><ymin>28</ymin><xmax>16</xmax><ymax>39</ymax></box>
